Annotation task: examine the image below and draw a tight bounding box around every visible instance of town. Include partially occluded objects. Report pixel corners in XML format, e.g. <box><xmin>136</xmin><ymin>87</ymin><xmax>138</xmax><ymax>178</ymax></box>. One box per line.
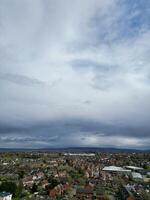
<box><xmin>0</xmin><ymin>151</ymin><xmax>149</xmax><ymax>200</ymax></box>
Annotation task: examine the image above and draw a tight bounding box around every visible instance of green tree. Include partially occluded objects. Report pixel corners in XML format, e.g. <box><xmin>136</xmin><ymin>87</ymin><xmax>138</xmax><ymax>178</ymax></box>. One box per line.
<box><xmin>49</xmin><ymin>178</ymin><xmax>59</xmax><ymax>189</ymax></box>
<box><xmin>15</xmin><ymin>181</ymin><xmax>23</xmax><ymax>197</ymax></box>
<box><xmin>143</xmin><ymin>164</ymin><xmax>150</xmax><ymax>170</ymax></box>
<box><xmin>103</xmin><ymin>195</ymin><xmax>111</xmax><ymax>200</ymax></box>
<box><xmin>31</xmin><ymin>183</ymin><xmax>38</xmax><ymax>193</ymax></box>
<box><xmin>140</xmin><ymin>191</ymin><xmax>150</xmax><ymax>200</ymax></box>
<box><xmin>0</xmin><ymin>181</ymin><xmax>17</xmax><ymax>195</ymax></box>
<box><xmin>18</xmin><ymin>170</ymin><xmax>25</xmax><ymax>179</ymax></box>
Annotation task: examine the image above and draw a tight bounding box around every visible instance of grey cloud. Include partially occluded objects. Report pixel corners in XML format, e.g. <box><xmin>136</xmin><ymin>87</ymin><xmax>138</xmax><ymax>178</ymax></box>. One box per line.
<box><xmin>83</xmin><ymin>100</ymin><xmax>92</xmax><ymax>105</ymax></box>
<box><xmin>71</xmin><ymin>58</ymin><xmax>120</xmax><ymax>90</ymax></box>
<box><xmin>0</xmin><ymin>119</ymin><xmax>149</xmax><ymax>138</ymax></box>
<box><xmin>0</xmin><ymin>135</ymin><xmax>58</xmax><ymax>143</ymax></box>
<box><xmin>0</xmin><ymin>73</ymin><xmax>45</xmax><ymax>86</ymax></box>
<box><xmin>71</xmin><ymin>59</ymin><xmax>118</xmax><ymax>73</ymax></box>
<box><xmin>91</xmin><ymin>75</ymin><xmax>112</xmax><ymax>90</ymax></box>
<box><xmin>0</xmin><ymin>119</ymin><xmax>149</xmax><ymax>148</ymax></box>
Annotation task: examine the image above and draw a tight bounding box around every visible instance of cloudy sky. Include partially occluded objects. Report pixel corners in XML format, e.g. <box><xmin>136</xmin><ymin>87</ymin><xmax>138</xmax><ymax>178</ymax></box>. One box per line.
<box><xmin>0</xmin><ymin>0</ymin><xmax>150</xmax><ymax>149</ymax></box>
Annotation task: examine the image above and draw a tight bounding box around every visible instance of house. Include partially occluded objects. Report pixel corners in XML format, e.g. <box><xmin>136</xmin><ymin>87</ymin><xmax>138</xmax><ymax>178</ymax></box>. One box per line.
<box><xmin>96</xmin><ymin>191</ymin><xmax>109</xmax><ymax>200</ymax></box>
<box><xmin>36</xmin><ymin>172</ymin><xmax>44</xmax><ymax>179</ymax></box>
<box><xmin>23</xmin><ymin>176</ymin><xmax>34</xmax><ymax>188</ymax></box>
<box><xmin>76</xmin><ymin>188</ymin><xmax>94</xmax><ymax>199</ymax></box>
<box><xmin>41</xmin><ymin>180</ymin><xmax>49</xmax><ymax>189</ymax></box>
<box><xmin>122</xmin><ymin>186</ymin><xmax>135</xmax><ymax>200</ymax></box>
<box><xmin>49</xmin><ymin>183</ymin><xmax>70</xmax><ymax>198</ymax></box>
<box><xmin>0</xmin><ymin>192</ymin><xmax>12</xmax><ymax>200</ymax></box>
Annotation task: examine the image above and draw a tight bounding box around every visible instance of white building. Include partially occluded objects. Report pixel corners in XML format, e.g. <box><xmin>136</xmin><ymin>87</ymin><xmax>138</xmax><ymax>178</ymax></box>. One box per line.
<box><xmin>132</xmin><ymin>172</ymin><xmax>143</xmax><ymax>180</ymax></box>
<box><xmin>0</xmin><ymin>192</ymin><xmax>12</xmax><ymax>200</ymax></box>
<box><xmin>125</xmin><ymin>166</ymin><xmax>143</xmax><ymax>171</ymax></box>
<box><xmin>103</xmin><ymin>166</ymin><xmax>131</xmax><ymax>173</ymax></box>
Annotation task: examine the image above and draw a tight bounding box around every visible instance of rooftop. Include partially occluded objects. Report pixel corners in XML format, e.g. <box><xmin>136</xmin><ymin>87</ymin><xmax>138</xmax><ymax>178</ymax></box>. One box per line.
<box><xmin>132</xmin><ymin>172</ymin><xmax>143</xmax><ymax>179</ymax></box>
<box><xmin>125</xmin><ymin>166</ymin><xmax>143</xmax><ymax>170</ymax></box>
<box><xmin>0</xmin><ymin>192</ymin><xmax>12</xmax><ymax>197</ymax></box>
<box><xmin>103</xmin><ymin>166</ymin><xmax>131</xmax><ymax>172</ymax></box>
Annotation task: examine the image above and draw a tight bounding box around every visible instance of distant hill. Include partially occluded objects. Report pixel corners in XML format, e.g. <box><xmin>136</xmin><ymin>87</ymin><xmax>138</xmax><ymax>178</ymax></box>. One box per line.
<box><xmin>0</xmin><ymin>147</ymin><xmax>149</xmax><ymax>153</ymax></box>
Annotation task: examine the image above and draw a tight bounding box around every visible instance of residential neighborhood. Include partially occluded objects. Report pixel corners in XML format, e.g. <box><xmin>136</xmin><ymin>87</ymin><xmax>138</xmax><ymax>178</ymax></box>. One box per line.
<box><xmin>0</xmin><ymin>151</ymin><xmax>149</xmax><ymax>199</ymax></box>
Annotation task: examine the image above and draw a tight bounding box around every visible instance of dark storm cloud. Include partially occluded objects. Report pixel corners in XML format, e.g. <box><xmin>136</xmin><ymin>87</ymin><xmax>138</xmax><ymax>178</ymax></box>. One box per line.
<box><xmin>0</xmin><ymin>119</ymin><xmax>149</xmax><ymax>138</ymax></box>
<box><xmin>0</xmin><ymin>119</ymin><xmax>150</xmax><ymax>149</ymax></box>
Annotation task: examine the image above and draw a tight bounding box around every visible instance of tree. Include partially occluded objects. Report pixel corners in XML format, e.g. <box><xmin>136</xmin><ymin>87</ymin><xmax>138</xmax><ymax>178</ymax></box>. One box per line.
<box><xmin>18</xmin><ymin>170</ymin><xmax>25</xmax><ymax>179</ymax></box>
<box><xmin>31</xmin><ymin>183</ymin><xmax>38</xmax><ymax>193</ymax></box>
<box><xmin>103</xmin><ymin>195</ymin><xmax>111</xmax><ymax>200</ymax></box>
<box><xmin>143</xmin><ymin>164</ymin><xmax>150</xmax><ymax>170</ymax></box>
<box><xmin>140</xmin><ymin>191</ymin><xmax>150</xmax><ymax>200</ymax></box>
<box><xmin>49</xmin><ymin>178</ymin><xmax>59</xmax><ymax>189</ymax></box>
<box><xmin>0</xmin><ymin>181</ymin><xmax>17</xmax><ymax>195</ymax></box>
<box><xmin>15</xmin><ymin>181</ymin><xmax>23</xmax><ymax>197</ymax></box>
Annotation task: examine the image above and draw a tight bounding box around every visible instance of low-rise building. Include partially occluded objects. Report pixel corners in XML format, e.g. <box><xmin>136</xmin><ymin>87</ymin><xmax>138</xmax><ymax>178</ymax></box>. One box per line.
<box><xmin>0</xmin><ymin>192</ymin><xmax>12</xmax><ymax>200</ymax></box>
<box><xmin>76</xmin><ymin>188</ymin><xmax>93</xmax><ymax>199</ymax></box>
<box><xmin>131</xmin><ymin>172</ymin><xmax>143</xmax><ymax>181</ymax></box>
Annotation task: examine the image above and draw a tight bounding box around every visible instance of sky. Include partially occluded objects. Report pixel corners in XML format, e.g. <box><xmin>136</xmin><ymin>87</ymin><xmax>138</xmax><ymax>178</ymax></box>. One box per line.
<box><xmin>0</xmin><ymin>0</ymin><xmax>150</xmax><ymax>149</ymax></box>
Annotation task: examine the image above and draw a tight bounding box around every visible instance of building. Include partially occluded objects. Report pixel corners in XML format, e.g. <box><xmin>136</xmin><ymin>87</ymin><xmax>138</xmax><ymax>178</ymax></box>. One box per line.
<box><xmin>125</xmin><ymin>166</ymin><xmax>143</xmax><ymax>171</ymax></box>
<box><xmin>103</xmin><ymin>166</ymin><xmax>131</xmax><ymax>173</ymax></box>
<box><xmin>76</xmin><ymin>188</ymin><xmax>94</xmax><ymax>199</ymax></box>
<box><xmin>122</xmin><ymin>187</ymin><xmax>135</xmax><ymax>200</ymax></box>
<box><xmin>131</xmin><ymin>172</ymin><xmax>143</xmax><ymax>181</ymax></box>
<box><xmin>96</xmin><ymin>191</ymin><xmax>109</xmax><ymax>200</ymax></box>
<box><xmin>0</xmin><ymin>192</ymin><xmax>12</xmax><ymax>200</ymax></box>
